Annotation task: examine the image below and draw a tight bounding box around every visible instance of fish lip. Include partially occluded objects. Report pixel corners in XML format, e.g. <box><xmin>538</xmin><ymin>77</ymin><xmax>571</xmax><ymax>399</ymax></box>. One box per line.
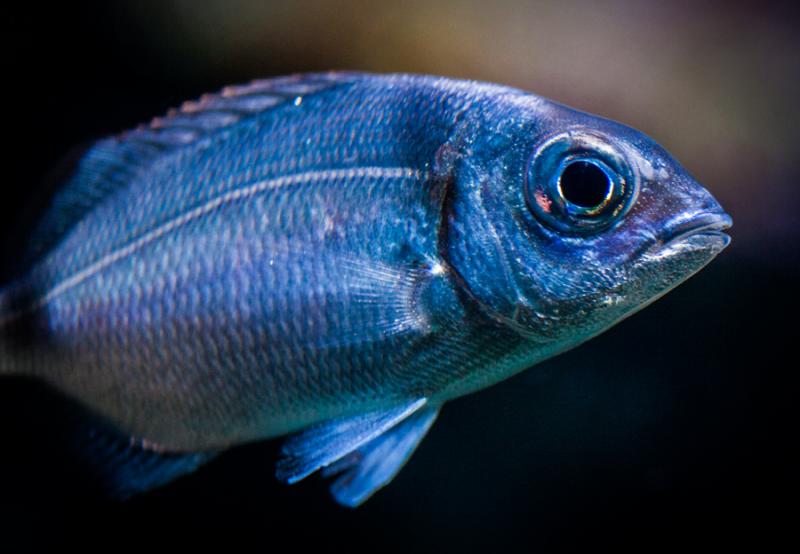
<box><xmin>659</xmin><ymin>212</ymin><xmax>733</xmax><ymax>246</ymax></box>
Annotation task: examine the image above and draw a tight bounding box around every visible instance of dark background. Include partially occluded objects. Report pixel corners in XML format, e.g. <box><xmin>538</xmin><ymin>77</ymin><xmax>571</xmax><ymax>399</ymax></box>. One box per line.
<box><xmin>1</xmin><ymin>2</ymin><xmax>796</xmax><ymax>552</ymax></box>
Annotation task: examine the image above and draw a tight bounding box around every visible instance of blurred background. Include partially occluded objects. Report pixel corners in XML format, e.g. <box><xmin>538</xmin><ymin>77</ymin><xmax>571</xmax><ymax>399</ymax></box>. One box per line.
<box><xmin>1</xmin><ymin>1</ymin><xmax>797</xmax><ymax>551</ymax></box>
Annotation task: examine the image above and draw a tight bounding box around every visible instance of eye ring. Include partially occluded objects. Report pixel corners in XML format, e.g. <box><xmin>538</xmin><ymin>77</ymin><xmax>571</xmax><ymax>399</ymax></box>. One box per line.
<box><xmin>525</xmin><ymin>131</ymin><xmax>638</xmax><ymax>234</ymax></box>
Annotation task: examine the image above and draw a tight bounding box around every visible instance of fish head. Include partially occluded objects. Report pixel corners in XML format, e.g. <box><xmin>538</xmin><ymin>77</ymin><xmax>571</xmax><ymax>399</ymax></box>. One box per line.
<box><xmin>442</xmin><ymin>90</ymin><xmax>732</xmax><ymax>344</ymax></box>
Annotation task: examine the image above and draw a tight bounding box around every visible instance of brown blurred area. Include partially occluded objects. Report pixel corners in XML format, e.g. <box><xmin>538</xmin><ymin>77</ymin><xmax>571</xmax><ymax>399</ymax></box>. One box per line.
<box><xmin>117</xmin><ymin>0</ymin><xmax>800</xmax><ymax>254</ymax></box>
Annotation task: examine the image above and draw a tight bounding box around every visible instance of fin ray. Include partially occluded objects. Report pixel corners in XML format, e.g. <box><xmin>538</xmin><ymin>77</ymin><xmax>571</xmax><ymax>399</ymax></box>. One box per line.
<box><xmin>275</xmin><ymin>398</ymin><xmax>427</xmax><ymax>484</ymax></box>
<box><xmin>323</xmin><ymin>405</ymin><xmax>439</xmax><ymax>507</ymax></box>
<box><xmin>310</xmin><ymin>257</ymin><xmax>435</xmax><ymax>349</ymax></box>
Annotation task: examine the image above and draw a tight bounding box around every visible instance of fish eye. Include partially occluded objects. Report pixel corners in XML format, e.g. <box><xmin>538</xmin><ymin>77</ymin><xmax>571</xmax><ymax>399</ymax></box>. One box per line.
<box><xmin>558</xmin><ymin>160</ymin><xmax>614</xmax><ymax>209</ymax></box>
<box><xmin>525</xmin><ymin>131</ymin><xmax>638</xmax><ymax>234</ymax></box>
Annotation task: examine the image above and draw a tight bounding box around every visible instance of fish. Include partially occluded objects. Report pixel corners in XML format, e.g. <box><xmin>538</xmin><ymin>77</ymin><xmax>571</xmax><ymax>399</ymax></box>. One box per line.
<box><xmin>0</xmin><ymin>72</ymin><xmax>731</xmax><ymax>506</ymax></box>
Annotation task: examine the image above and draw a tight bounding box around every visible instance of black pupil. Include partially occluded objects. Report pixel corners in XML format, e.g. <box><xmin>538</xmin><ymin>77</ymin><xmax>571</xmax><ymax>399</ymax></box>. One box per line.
<box><xmin>559</xmin><ymin>161</ymin><xmax>612</xmax><ymax>208</ymax></box>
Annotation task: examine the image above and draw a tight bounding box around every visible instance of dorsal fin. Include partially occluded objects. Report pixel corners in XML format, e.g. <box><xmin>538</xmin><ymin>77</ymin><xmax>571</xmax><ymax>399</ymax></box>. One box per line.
<box><xmin>123</xmin><ymin>73</ymin><xmax>351</xmax><ymax>149</ymax></box>
<box><xmin>19</xmin><ymin>72</ymin><xmax>358</xmax><ymax>272</ymax></box>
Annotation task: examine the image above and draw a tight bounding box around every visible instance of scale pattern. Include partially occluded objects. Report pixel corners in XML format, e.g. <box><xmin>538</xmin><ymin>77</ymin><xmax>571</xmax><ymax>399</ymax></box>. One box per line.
<box><xmin>1</xmin><ymin>74</ymin><xmax>540</xmax><ymax>450</ymax></box>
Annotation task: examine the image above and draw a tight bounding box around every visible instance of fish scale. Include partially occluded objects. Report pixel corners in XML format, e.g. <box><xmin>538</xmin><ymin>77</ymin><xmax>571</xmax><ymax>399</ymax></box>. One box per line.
<box><xmin>0</xmin><ymin>72</ymin><xmax>730</xmax><ymax>505</ymax></box>
<box><xmin>41</xmin><ymin>168</ymin><xmax>445</xmax><ymax>446</ymax></box>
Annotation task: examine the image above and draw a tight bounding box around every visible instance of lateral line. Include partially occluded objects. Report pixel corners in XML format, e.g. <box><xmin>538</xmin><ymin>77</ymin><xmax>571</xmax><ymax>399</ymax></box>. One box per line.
<box><xmin>0</xmin><ymin>166</ymin><xmax>427</xmax><ymax>326</ymax></box>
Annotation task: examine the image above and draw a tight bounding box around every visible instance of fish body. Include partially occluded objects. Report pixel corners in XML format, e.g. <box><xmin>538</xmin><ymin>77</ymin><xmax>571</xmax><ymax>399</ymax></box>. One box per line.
<box><xmin>0</xmin><ymin>73</ymin><xmax>730</xmax><ymax>505</ymax></box>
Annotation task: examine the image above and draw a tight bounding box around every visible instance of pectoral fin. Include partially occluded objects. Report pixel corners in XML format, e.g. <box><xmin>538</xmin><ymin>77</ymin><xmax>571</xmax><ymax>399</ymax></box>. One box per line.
<box><xmin>276</xmin><ymin>399</ymin><xmax>439</xmax><ymax>506</ymax></box>
<box><xmin>309</xmin><ymin>257</ymin><xmax>437</xmax><ymax>349</ymax></box>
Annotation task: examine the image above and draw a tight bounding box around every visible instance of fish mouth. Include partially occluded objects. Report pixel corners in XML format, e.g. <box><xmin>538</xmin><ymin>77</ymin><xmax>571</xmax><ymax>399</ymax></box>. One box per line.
<box><xmin>620</xmin><ymin>210</ymin><xmax>732</xmax><ymax>325</ymax></box>
<box><xmin>659</xmin><ymin>212</ymin><xmax>733</xmax><ymax>248</ymax></box>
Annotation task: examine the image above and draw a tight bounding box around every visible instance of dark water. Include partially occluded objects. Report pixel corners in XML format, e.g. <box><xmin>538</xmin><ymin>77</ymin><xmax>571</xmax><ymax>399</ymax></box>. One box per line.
<box><xmin>1</xmin><ymin>2</ymin><xmax>796</xmax><ymax>551</ymax></box>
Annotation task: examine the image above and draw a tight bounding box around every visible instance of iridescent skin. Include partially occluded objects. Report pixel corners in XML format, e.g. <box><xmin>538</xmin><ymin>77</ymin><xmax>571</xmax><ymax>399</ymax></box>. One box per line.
<box><xmin>0</xmin><ymin>73</ymin><xmax>730</xmax><ymax>453</ymax></box>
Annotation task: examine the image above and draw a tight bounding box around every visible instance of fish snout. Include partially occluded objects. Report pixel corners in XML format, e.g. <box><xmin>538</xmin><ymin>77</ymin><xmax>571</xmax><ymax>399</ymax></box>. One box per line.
<box><xmin>657</xmin><ymin>174</ymin><xmax>732</xmax><ymax>247</ymax></box>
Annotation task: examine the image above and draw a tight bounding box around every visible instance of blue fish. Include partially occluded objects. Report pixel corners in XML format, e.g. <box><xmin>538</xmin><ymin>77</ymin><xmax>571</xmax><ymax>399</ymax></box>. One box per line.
<box><xmin>0</xmin><ymin>73</ymin><xmax>731</xmax><ymax>506</ymax></box>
